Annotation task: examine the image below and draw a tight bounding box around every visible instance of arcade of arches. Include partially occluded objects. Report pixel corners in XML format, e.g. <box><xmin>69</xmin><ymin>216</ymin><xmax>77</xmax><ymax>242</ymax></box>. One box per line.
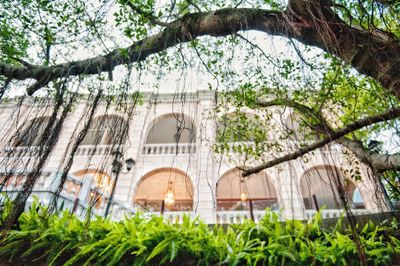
<box><xmin>0</xmin><ymin>165</ymin><xmax>366</xmax><ymax>213</ymax></box>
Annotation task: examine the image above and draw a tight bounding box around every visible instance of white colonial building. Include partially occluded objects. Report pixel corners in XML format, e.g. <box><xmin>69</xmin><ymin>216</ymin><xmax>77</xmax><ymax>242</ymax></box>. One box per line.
<box><xmin>0</xmin><ymin>90</ymin><xmax>390</xmax><ymax>224</ymax></box>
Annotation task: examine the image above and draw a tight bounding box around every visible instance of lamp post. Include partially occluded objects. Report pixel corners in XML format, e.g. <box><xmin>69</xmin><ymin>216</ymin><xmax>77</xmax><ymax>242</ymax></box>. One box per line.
<box><xmin>104</xmin><ymin>150</ymin><xmax>135</xmax><ymax>218</ymax></box>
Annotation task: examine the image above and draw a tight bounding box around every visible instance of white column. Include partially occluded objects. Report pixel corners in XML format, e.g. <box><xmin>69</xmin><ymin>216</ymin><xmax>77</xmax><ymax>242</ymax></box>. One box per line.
<box><xmin>357</xmin><ymin>164</ymin><xmax>391</xmax><ymax>212</ymax></box>
<box><xmin>115</xmin><ymin>108</ymin><xmax>146</xmax><ymax>203</ymax></box>
<box><xmin>275</xmin><ymin>162</ymin><xmax>305</xmax><ymax>220</ymax></box>
<box><xmin>194</xmin><ymin>95</ymin><xmax>217</xmax><ymax>224</ymax></box>
<box><xmin>78</xmin><ymin>174</ymin><xmax>93</xmax><ymax>205</ymax></box>
<box><xmin>44</xmin><ymin>170</ymin><xmax>63</xmax><ymax>203</ymax></box>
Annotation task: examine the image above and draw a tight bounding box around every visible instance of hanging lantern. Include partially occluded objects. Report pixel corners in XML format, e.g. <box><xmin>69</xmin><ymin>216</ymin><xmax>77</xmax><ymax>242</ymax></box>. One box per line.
<box><xmin>164</xmin><ymin>181</ymin><xmax>175</xmax><ymax>205</ymax></box>
<box><xmin>240</xmin><ymin>192</ymin><xmax>247</xmax><ymax>202</ymax></box>
<box><xmin>240</xmin><ymin>178</ymin><xmax>247</xmax><ymax>201</ymax></box>
<box><xmin>164</xmin><ymin>190</ymin><xmax>175</xmax><ymax>205</ymax></box>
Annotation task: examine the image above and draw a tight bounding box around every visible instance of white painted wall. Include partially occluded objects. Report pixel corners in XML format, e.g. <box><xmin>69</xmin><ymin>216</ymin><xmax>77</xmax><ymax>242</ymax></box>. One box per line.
<box><xmin>0</xmin><ymin>91</ymin><xmax>391</xmax><ymax>223</ymax></box>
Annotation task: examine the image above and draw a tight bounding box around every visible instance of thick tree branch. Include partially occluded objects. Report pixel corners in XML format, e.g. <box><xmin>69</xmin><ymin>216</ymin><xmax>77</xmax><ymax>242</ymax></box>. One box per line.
<box><xmin>0</xmin><ymin>2</ymin><xmax>399</xmax><ymax>97</ymax></box>
<box><xmin>0</xmin><ymin>8</ymin><xmax>285</xmax><ymax>95</ymax></box>
<box><xmin>243</xmin><ymin>105</ymin><xmax>400</xmax><ymax>176</ymax></box>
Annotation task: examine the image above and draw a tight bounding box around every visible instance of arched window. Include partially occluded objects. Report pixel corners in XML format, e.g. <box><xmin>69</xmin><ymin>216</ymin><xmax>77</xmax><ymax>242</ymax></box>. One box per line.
<box><xmin>134</xmin><ymin>168</ymin><xmax>194</xmax><ymax>211</ymax></box>
<box><xmin>146</xmin><ymin>114</ymin><xmax>195</xmax><ymax>144</ymax></box>
<box><xmin>80</xmin><ymin>115</ymin><xmax>128</xmax><ymax>146</ymax></box>
<box><xmin>14</xmin><ymin>117</ymin><xmax>54</xmax><ymax>147</ymax></box>
<box><xmin>216</xmin><ymin>169</ymin><xmax>278</xmax><ymax>211</ymax></box>
<box><xmin>300</xmin><ymin>166</ymin><xmax>365</xmax><ymax>209</ymax></box>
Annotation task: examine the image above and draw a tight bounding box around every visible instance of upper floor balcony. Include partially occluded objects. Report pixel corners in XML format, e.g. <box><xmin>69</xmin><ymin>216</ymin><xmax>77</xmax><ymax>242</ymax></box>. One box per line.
<box><xmin>141</xmin><ymin>113</ymin><xmax>196</xmax><ymax>156</ymax></box>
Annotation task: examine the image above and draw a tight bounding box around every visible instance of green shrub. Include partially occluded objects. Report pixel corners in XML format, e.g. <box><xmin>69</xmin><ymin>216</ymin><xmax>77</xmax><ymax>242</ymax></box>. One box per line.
<box><xmin>0</xmin><ymin>201</ymin><xmax>399</xmax><ymax>265</ymax></box>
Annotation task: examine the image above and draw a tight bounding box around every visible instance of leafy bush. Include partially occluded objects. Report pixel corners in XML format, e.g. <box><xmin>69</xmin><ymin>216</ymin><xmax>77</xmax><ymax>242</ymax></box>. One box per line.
<box><xmin>0</xmin><ymin>201</ymin><xmax>399</xmax><ymax>265</ymax></box>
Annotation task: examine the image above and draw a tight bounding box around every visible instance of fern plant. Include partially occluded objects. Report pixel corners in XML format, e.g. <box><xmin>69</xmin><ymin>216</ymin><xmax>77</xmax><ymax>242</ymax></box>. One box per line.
<box><xmin>0</xmin><ymin>203</ymin><xmax>399</xmax><ymax>266</ymax></box>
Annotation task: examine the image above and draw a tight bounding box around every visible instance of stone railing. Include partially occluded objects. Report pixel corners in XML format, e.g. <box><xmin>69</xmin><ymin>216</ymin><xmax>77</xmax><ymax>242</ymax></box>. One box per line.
<box><xmin>2</xmin><ymin>146</ymin><xmax>43</xmax><ymax>158</ymax></box>
<box><xmin>142</xmin><ymin>143</ymin><xmax>196</xmax><ymax>155</ymax></box>
<box><xmin>304</xmin><ymin>209</ymin><xmax>372</xmax><ymax>220</ymax></box>
<box><xmin>144</xmin><ymin>211</ymin><xmax>194</xmax><ymax>223</ymax></box>
<box><xmin>75</xmin><ymin>144</ymin><xmax>120</xmax><ymax>156</ymax></box>
<box><xmin>216</xmin><ymin>210</ymin><xmax>274</xmax><ymax>224</ymax></box>
<box><xmin>0</xmin><ymin>189</ymin><xmax>85</xmax><ymax>215</ymax></box>
<box><xmin>84</xmin><ymin>198</ymin><xmax>135</xmax><ymax>220</ymax></box>
<box><xmin>62</xmin><ymin>175</ymin><xmax>84</xmax><ymax>199</ymax></box>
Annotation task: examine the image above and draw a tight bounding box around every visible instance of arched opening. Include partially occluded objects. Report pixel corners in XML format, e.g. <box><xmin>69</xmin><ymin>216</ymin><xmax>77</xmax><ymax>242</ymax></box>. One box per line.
<box><xmin>71</xmin><ymin>169</ymin><xmax>112</xmax><ymax>208</ymax></box>
<box><xmin>145</xmin><ymin>114</ymin><xmax>195</xmax><ymax>144</ymax></box>
<box><xmin>216</xmin><ymin>112</ymin><xmax>268</xmax><ymax>143</ymax></box>
<box><xmin>216</xmin><ymin>169</ymin><xmax>278</xmax><ymax>211</ymax></box>
<box><xmin>13</xmin><ymin>116</ymin><xmax>54</xmax><ymax>147</ymax></box>
<box><xmin>283</xmin><ymin>111</ymin><xmax>320</xmax><ymax>143</ymax></box>
<box><xmin>283</xmin><ymin>112</ymin><xmax>310</xmax><ymax>142</ymax></box>
<box><xmin>300</xmin><ymin>166</ymin><xmax>365</xmax><ymax>210</ymax></box>
<box><xmin>134</xmin><ymin>168</ymin><xmax>194</xmax><ymax>211</ymax></box>
<box><xmin>80</xmin><ymin>115</ymin><xmax>128</xmax><ymax>146</ymax></box>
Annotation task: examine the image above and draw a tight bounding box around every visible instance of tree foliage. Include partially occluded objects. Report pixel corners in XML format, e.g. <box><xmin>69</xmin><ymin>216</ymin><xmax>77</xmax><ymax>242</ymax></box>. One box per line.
<box><xmin>0</xmin><ymin>0</ymin><xmax>400</xmax><ymax>239</ymax></box>
<box><xmin>0</xmin><ymin>199</ymin><xmax>399</xmax><ymax>265</ymax></box>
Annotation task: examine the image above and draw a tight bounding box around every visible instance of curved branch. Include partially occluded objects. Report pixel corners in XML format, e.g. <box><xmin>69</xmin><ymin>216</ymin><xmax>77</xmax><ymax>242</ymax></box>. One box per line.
<box><xmin>258</xmin><ymin>99</ymin><xmax>400</xmax><ymax>172</ymax></box>
<box><xmin>0</xmin><ymin>3</ymin><xmax>399</xmax><ymax>97</ymax></box>
<box><xmin>243</xmin><ymin>106</ymin><xmax>400</xmax><ymax>176</ymax></box>
<box><xmin>0</xmin><ymin>8</ymin><xmax>285</xmax><ymax>95</ymax></box>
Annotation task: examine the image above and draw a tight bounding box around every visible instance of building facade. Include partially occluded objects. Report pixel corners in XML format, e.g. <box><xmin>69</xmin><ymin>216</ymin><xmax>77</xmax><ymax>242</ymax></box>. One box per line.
<box><xmin>0</xmin><ymin>91</ymin><xmax>390</xmax><ymax>224</ymax></box>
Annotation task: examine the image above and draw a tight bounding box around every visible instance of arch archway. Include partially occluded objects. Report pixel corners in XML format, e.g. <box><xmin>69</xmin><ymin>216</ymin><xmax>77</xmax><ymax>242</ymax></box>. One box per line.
<box><xmin>14</xmin><ymin>116</ymin><xmax>55</xmax><ymax>147</ymax></box>
<box><xmin>216</xmin><ymin>112</ymin><xmax>269</xmax><ymax>143</ymax></box>
<box><xmin>300</xmin><ymin>166</ymin><xmax>365</xmax><ymax>210</ymax></box>
<box><xmin>80</xmin><ymin>115</ymin><xmax>128</xmax><ymax>146</ymax></box>
<box><xmin>283</xmin><ymin>112</ymin><xmax>311</xmax><ymax>142</ymax></box>
<box><xmin>134</xmin><ymin>168</ymin><xmax>194</xmax><ymax>211</ymax></box>
<box><xmin>145</xmin><ymin>113</ymin><xmax>196</xmax><ymax>144</ymax></box>
<box><xmin>216</xmin><ymin>169</ymin><xmax>278</xmax><ymax>211</ymax></box>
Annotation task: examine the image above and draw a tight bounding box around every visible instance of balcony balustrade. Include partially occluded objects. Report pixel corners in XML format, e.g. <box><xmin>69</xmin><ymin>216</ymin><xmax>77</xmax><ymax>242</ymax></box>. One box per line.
<box><xmin>142</xmin><ymin>143</ymin><xmax>196</xmax><ymax>155</ymax></box>
<box><xmin>216</xmin><ymin>210</ymin><xmax>273</xmax><ymax>224</ymax></box>
<box><xmin>2</xmin><ymin>146</ymin><xmax>43</xmax><ymax>158</ymax></box>
<box><xmin>304</xmin><ymin>209</ymin><xmax>372</xmax><ymax>220</ymax></box>
<box><xmin>75</xmin><ymin>144</ymin><xmax>121</xmax><ymax>156</ymax></box>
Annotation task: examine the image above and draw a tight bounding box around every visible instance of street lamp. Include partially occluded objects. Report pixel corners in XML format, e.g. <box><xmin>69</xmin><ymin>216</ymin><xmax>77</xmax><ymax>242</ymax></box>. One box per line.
<box><xmin>104</xmin><ymin>150</ymin><xmax>135</xmax><ymax>218</ymax></box>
